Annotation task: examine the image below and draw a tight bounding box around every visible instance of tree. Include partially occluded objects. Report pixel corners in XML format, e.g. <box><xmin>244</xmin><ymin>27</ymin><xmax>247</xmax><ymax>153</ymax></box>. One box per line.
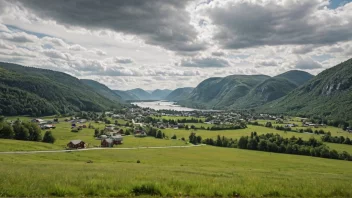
<box><xmin>0</xmin><ymin>122</ymin><xmax>14</xmax><ymax>139</ymax></box>
<box><xmin>238</xmin><ymin>137</ymin><xmax>248</xmax><ymax>149</ymax></box>
<box><xmin>94</xmin><ymin>128</ymin><xmax>99</xmax><ymax>137</ymax></box>
<box><xmin>247</xmin><ymin>138</ymin><xmax>258</xmax><ymax>150</ymax></box>
<box><xmin>42</xmin><ymin>131</ymin><xmax>56</xmax><ymax>143</ymax></box>
<box><xmin>171</xmin><ymin>134</ymin><xmax>177</xmax><ymax>139</ymax></box>
<box><xmin>15</xmin><ymin>125</ymin><xmax>29</xmax><ymax>140</ymax></box>
<box><xmin>25</xmin><ymin>123</ymin><xmax>42</xmax><ymax>141</ymax></box>
<box><xmin>265</xmin><ymin>122</ymin><xmax>272</xmax><ymax>128</ymax></box>
<box><xmin>156</xmin><ymin>130</ymin><xmax>163</xmax><ymax>139</ymax></box>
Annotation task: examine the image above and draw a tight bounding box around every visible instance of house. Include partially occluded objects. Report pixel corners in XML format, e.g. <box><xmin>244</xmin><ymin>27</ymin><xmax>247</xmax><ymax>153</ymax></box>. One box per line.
<box><xmin>41</xmin><ymin>124</ymin><xmax>56</xmax><ymax>130</ymax></box>
<box><xmin>31</xmin><ymin>118</ymin><xmax>47</xmax><ymax>125</ymax></box>
<box><xmin>134</xmin><ymin>130</ymin><xmax>147</xmax><ymax>137</ymax></box>
<box><xmin>285</xmin><ymin>123</ymin><xmax>296</xmax><ymax>128</ymax></box>
<box><xmin>101</xmin><ymin>136</ymin><xmax>123</xmax><ymax>147</ymax></box>
<box><xmin>101</xmin><ymin>138</ymin><xmax>114</xmax><ymax>147</ymax></box>
<box><xmin>67</xmin><ymin>140</ymin><xmax>86</xmax><ymax>149</ymax></box>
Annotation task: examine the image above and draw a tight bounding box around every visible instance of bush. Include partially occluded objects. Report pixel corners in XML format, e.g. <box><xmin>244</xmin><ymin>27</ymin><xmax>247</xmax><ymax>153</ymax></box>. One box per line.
<box><xmin>132</xmin><ymin>183</ymin><xmax>162</xmax><ymax>196</ymax></box>
<box><xmin>42</xmin><ymin>131</ymin><xmax>56</xmax><ymax>143</ymax></box>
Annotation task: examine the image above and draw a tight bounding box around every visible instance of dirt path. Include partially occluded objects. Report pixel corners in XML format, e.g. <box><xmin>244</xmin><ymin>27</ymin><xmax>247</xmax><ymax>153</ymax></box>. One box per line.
<box><xmin>0</xmin><ymin>144</ymin><xmax>206</xmax><ymax>154</ymax></box>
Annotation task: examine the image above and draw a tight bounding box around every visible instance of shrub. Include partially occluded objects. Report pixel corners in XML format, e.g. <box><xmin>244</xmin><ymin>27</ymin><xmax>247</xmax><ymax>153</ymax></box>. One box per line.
<box><xmin>43</xmin><ymin>131</ymin><xmax>56</xmax><ymax>143</ymax></box>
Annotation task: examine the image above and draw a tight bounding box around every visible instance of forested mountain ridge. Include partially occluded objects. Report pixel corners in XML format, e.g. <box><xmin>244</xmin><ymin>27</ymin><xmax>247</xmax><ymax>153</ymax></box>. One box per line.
<box><xmin>0</xmin><ymin>62</ymin><xmax>120</xmax><ymax>116</ymax></box>
<box><xmin>231</xmin><ymin>70</ymin><xmax>314</xmax><ymax>109</ymax></box>
<box><xmin>260</xmin><ymin>58</ymin><xmax>352</xmax><ymax>120</ymax></box>
<box><xmin>151</xmin><ymin>89</ymin><xmax>172</xmax><ymax>100</ymax></box>
<box><xmin>80</xmin><ymin>79</ymin><xmax>122</xmax><ymax>103</ymax></box>
<box><xmin>114</xmin><ymin>90</ymin><xmax>140</xmax><ymax>101</ymax></box>
<box><xmin>178</xmin><ymin>75</ymin><xmax>270</xmax><ymax>109</ymax></box>
<box><xmin>165</xmin><ymin>87</ymin><xmax>193</xmax><ymax>101</ymax></box>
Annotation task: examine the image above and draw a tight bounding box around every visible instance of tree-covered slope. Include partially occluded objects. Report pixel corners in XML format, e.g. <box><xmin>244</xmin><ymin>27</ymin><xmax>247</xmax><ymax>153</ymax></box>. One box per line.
<box><xmin>232</xmin><ymin>70</ymin><xmax>313</xmax><ymax>108</ymax></box>
<box><xmin>0</xmin><ymin>62</ymin><xmax>119</xmax><ymax>116</ymax></box>
<box><xmin>127</xmin><ymin>88</ymin><xmax>152</xmax><ymax>100</ymax></box>
<box><xmin>165</xmin><ymin>87</ymin><xmax>193</xmax><ymax>101</ymax></box>
<box><xmin>151</xmin><ymin>89</ymin><xmax>172</xmax><ymax>100</ymax></box>
<box><xmin>260</xmin><ymin>58</ymin><xmax>352</xmax><ymax>120</ymax></box>
<box><xmin>179</xmin><ymin>75</ymin><xmax>270</xmax><ymax>109</ymax></box>
<box><xmin>113</xmin><ymin>90</ymin><xmax>140</xmax><ymax>101</ymax></box>
<box><xmin>80</xmin><ymin>79</ymin><xmax>122</xmax><ymax>103</ymax></box>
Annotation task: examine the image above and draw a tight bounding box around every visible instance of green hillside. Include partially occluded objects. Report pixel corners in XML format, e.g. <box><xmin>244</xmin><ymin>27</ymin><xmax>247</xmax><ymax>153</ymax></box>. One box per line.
<box><xmin>151</xmin><ymin>89</ymin><xmax>172</xmax><ymax>100</ymax></box>
<box><xmin>128</xmin><ymin>88</ymin><xmax>152</xmax><ymax>100</ymax></box>
<box><xmin>165</xmin><ymin>87</ymin><xmax>193</xmax><ymax>101</ymax></box>
<box><xmin>232</xmin><ymin>70</ymin><xmax>313</xmax><ymax>109</ymax></box>
<box><xmin>179</xmin><ymin>75</ymin><xmax>270</xmax><ymax>109</ymax></box>
<box><xmin>260</xmin><ymin>58</ymin><xmax>352</xmax><ymax>120</ymax></box>
<box><xmin>114</xmin><ymin>90</ymin><xmax>140</xmax><ymax>101</ymax></box>
<box><xmin>0</xmin><ymin>62</ymin><xmax>119</xmax><ymax>116</ymax></box>
<box><xmin>80</xmin><ymin>79</ymin><xmax>122</xmax><ymax>103</ymax></box>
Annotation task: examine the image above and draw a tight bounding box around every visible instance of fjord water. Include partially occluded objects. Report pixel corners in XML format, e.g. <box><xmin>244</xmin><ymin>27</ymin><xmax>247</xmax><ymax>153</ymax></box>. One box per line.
<box><xmin>131</xmin><ymin>100</ymin><xmax>198</xmax><ymax>111</ymax></box>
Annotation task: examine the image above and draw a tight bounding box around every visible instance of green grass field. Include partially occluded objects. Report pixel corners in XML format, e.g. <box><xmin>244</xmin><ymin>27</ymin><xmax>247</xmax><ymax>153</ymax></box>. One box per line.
<box><xmin>1</xmin><ymin>146</ymin><xmax>352</xmax><ymax>197</ymax></box>
<box><xmin>1</xmin><ymin>116</ymin><xmax>352</xmax><ymax>197</ymax></box>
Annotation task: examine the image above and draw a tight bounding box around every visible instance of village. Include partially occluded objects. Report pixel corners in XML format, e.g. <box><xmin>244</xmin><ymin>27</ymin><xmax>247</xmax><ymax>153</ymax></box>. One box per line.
<box><xmin>25</xmin><ymin>106</ymin><xmax>352</xmax><ymax>151</ymax></box>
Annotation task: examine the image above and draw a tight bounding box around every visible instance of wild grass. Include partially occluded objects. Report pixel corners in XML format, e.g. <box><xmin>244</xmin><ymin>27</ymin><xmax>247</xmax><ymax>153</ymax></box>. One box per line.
<box><xmin>1</xmin><ymin>146</ymin><xmax>352</xmax><ymax>197</ymax></box>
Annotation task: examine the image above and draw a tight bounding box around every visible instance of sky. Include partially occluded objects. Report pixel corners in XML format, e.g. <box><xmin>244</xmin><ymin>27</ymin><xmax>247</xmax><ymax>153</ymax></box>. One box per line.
<box><xmin>0</xmin><ymin>0</ymin><xmax>351</xmax><ymax>90</ymax></box>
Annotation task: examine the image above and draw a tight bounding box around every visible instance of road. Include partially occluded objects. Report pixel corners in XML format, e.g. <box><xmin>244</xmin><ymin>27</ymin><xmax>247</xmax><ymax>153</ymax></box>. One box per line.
<box><xmin>0</xmin><ymin>144</ymin><xmax>206</xmax><ymax>154</ymax></box>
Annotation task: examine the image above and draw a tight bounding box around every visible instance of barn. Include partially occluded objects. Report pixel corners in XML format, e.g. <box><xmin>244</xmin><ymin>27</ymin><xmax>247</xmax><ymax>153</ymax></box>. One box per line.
<box><xmin>67</xmin><ymin>140</ymin><xmax>86</xmax><ymax>149</ymax></box>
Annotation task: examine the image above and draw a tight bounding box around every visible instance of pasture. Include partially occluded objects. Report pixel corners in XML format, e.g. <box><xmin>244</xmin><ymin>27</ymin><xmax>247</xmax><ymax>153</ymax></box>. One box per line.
<box><xmin>1</xmin><ymin>146</ymin><xmax>352</xmax><ymax>197</ymax></box>
<box><xmin>1</xmin><ymin>116</ymin><xmax>352</xmax><ymax>197</ymax></box>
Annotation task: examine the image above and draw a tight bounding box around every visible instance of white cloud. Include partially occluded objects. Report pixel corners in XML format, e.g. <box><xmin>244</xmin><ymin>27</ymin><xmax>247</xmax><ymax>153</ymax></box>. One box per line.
<box><xmin>68</xmin><ymin>44</ymin><xmax>86</xmax><ymax>51</ymax></box>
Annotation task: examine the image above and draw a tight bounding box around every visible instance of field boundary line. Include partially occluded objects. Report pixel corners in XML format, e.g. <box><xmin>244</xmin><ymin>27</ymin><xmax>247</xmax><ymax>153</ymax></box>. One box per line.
<box><xmin>0</xmin><ymin>144</ymin><xmax>206</xmax><ymax>154</ymax></box>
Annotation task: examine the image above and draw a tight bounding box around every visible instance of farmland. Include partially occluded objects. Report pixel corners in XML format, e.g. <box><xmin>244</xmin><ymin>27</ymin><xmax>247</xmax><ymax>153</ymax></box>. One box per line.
<box><xmin>1</xmin><ymin>116</ymin><xmax>352</xmax><ymax>197</ymax></box>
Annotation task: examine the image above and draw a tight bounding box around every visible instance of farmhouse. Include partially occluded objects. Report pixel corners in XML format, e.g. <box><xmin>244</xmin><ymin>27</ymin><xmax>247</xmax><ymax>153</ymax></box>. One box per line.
<box><xmin>31</xmin><ymin>118</ymin><xmax>47</xmax><ymax>125</ymax></box>
<box><xmin>67</xmin><ymin>140</ymin><xmax>86</xmax><ymax>149</ymax></box>
<box><xmin>134</xmin><ymin>130</ymin><xmax>147</xmax><ymax>137</ymax></box>
<box><xmin>101</xmin><ymin>135</ymin><xmax>123</xmax><ymax>147</ymax></box>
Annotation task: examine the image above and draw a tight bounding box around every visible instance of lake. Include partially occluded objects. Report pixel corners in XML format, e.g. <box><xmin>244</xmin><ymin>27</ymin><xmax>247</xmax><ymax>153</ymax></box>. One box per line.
<box><xmin>131</xmin><ymin>101</ymin><xmax>199</xmax><ymax>111</ymax></box>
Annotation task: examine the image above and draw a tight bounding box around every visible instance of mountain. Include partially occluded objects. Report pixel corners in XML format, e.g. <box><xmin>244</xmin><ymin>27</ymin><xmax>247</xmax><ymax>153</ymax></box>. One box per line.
<box><xmin>127</xmin><ymin>88</ymin><xmax>153</xmax><ymax>100</ymax></box>
<box><xmin>179</xmin><ymin>75</ymin><xmax>270</xmax><ymax>109</ymax></box>
<box><xmin>260</xmin><ymin>58</ymin><xmax>352</xmax><ymax>120</ymax></box>
<box><xmin>0</xmin><ymin>62</ymin><xmax>120</xmax><ymax>116</ymax></box>
<box><xmin>232</xmin><ymin>70</ymin><xmax>313</xmax><ymax>108</ymax></box>
<box><xmin>165</xmin><ymin>87</ymin><xmax>194</xmax><ymax>101</ymax></box>
<box><xmin>151</xmin><ymin>89</ymin><xmax>172</xmax><ymax>100</ymax></box>
<box><xmin>81</xmin><ymin>79</ymin><xmax>122</xmax><ymax>103</ymax></box>
<box><xmin>113</xmin><ymin>90</ymin><xmax>140</xmax><ymax>101</ymax></box>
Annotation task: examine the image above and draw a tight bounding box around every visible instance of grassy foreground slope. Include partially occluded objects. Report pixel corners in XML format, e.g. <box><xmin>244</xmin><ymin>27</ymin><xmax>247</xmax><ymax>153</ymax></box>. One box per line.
<box><xmin>1</xmin><ymin>146</ymin><xmax>352</xmax><ymax>197</ymax></box>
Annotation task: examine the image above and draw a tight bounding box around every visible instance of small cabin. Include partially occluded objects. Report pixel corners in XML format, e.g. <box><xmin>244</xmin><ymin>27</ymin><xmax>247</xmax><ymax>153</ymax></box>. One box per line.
<box><xmin>67</xmin><ymin>140</ymin><xmax>86</xmax><ymax>149</ymax></box>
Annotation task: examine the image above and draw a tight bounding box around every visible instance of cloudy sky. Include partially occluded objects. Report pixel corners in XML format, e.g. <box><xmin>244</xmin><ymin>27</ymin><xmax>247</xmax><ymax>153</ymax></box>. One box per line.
<box><xmin>0</xmin><ymin>0</ymin><xmax>351</xmax><ymax>90</ymax></box>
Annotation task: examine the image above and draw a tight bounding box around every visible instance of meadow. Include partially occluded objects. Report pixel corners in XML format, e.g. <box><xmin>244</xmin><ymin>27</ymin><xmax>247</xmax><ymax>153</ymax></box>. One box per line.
<box><xmin>1</xmin><ymin>146</ymin><xmax>352</xmax><ymax>197</ymax></box>
<box><xmin>1</xmin><ymin>116</ymin><xmax>352</xmax><ymax>197</ymax></box>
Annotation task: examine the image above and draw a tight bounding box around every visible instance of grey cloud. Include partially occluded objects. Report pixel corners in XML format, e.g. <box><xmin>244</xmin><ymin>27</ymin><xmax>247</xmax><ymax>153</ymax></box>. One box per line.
<box><xmin>42</xmin><ymin>37</ymin><xmax>68</xmax><ymax>47</ymax></box>
<box><xmin>0</xmin><ymin>40</ymin><xmax>15</xmax><ymax>49</ymax></box>
<box><xmin>15</xmin><ymin>0</ymin><xmax>206</xmax><ymax>53</ymax></box>
<box><xmin>211</xmin><ymin>51</ymin><xmax>225</xmax><ymax>56</ymax></box>
<box><xmin>292</xmin><ymin>45</ymin><xmax>316</xmax><ymax>54</ymax></box>
<box><xmin>180</xmin><ymin>57</ymin><xmax>230</xmax><ymax>68</ymax></box>
<box><xmin>95</xmin><ymin>49</ymin><xmax>106</xmax><ymax>56</ymax></box>
<box><xmin>113</xmin><ymin>57</ymin><xmax>133</xmax><ymax>64</ymax></box>
<box><xmin>255</xmin><ymin>59</ymin><xmax>279</xmax><ymax>67</ymax></box>
<box><xmin>295</xmin><ymin>57</ymin><xmax>323</xmax><ymax>70</ymax></box>
<box><xmin>209</xmin><ymin>0</ymin><xmax>352</xmax><ymax>49</ymax></box>
<box><xmin>0</xmin><ymin>32</ymin><xmax>38</xmax><ymax>43</ymax></box>
<box><xmin>43</xmin><ymin>49</ymin><xmax>71</xmax><ymax>60</ymax></box>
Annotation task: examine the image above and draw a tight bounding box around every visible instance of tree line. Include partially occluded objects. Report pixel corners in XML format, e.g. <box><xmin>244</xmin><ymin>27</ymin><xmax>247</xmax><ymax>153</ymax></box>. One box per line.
<box><xmin>203</xmin><ymin>132</ymin><xmax>352</xmax><ymax>161</ymax></box>
<box><xmin>0</xmin><ymin>117</ymin><xmax>55</xmax><ymax>143</ymax></box>
<box><xmin>321</xmin><ymin>132</ymin><xmax>352</xmax><ymax>145</ymax></box>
